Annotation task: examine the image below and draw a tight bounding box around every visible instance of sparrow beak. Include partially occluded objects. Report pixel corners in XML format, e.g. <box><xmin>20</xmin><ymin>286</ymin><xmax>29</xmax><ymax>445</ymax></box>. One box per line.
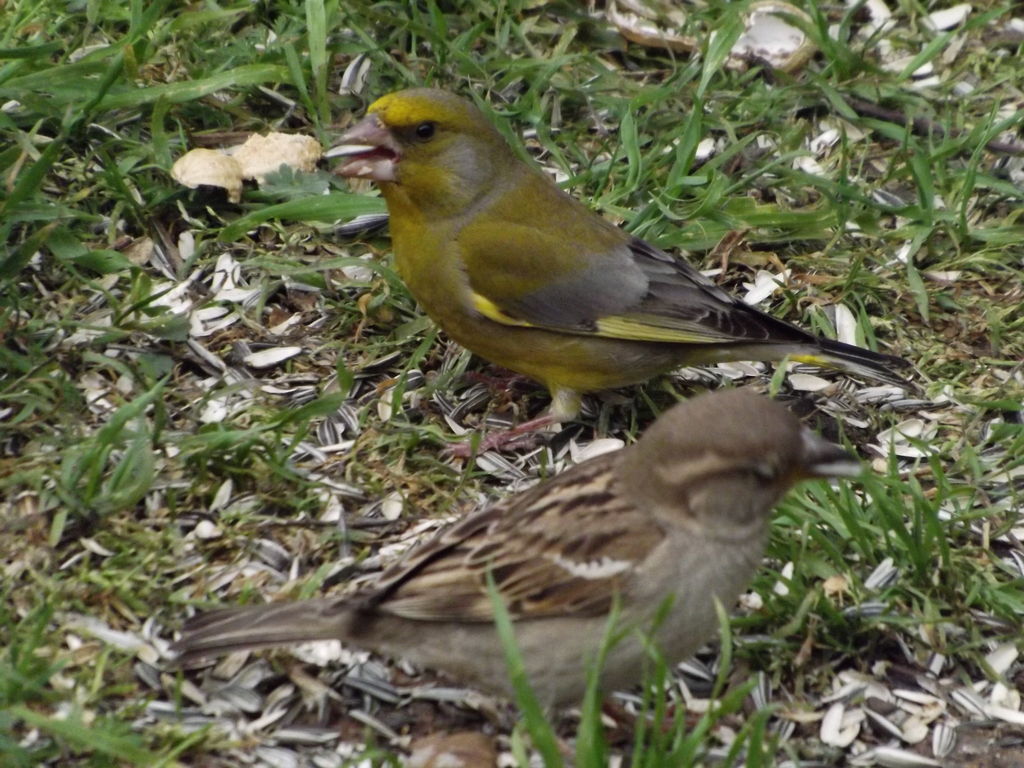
<box><xmin>327</xmin><ymin>114</ymin><xmax>401</xmax><ymax>182</ymax></box>
<box><xmin>797</xmin><ymin>428</ymin><xmax>861</xmax><ymax>480</ymax></box>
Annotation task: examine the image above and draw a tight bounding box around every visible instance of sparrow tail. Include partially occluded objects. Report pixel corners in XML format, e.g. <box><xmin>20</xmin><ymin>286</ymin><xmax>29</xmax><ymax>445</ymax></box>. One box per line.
<box><xmin>170</xmin><ymin>600</ymin><xmax>349</xmax><ymax>665</ymax></box>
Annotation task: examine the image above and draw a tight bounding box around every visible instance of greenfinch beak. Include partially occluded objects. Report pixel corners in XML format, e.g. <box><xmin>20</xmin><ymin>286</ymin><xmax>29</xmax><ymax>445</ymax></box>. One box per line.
<box><xmin>328</xmin><ymin>114</ymin><xmax>400</xmax><ymax>182</ymax></box>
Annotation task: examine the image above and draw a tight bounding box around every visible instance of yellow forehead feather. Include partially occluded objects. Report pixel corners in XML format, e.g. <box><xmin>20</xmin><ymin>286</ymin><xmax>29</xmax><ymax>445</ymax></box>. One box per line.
<box><xmin>367</xmin><ymin>88</ymin><xmax>479</xmax><ymax>130</ymax></box>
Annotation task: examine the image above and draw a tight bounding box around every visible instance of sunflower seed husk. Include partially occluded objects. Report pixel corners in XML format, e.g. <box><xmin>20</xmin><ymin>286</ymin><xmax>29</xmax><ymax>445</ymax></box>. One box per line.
<box><xmin>864</xmin><ymin>557</ymin><xmax>899</xmax><ymax>591</ymax></box>
<box><xmin>931</xmin><ymin>722</ymin><xmax>957</xmax><ymax>758</ymax></box>
<box><xmin>866</xmin><ymin>746</ymin><xmax>942</xmax><ymax>767</ymax></box>
<box><xmin>864</xmin><ymin>707</ymin><xmax>904</xmax><ymax>740</ymax></box>
<box><xmin>983</xmin><ymin>642</ymin><xmax>1019</xmax><ymax>676</ymax></box>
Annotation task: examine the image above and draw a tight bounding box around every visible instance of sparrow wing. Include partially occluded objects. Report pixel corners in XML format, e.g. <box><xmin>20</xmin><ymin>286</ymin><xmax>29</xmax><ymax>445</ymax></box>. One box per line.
<box><xmin>359</xmin><ymin>452</ymin><xmax>664</xmax><ymax>622</ymax></box>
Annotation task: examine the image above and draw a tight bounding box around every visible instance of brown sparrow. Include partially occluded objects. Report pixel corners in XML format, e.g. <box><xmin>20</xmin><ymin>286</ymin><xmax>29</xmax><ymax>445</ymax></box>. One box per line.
<box><xmin>172</xmin><ymin>389</ymin><xmax>859</xmax><ymax>707</ymax></box>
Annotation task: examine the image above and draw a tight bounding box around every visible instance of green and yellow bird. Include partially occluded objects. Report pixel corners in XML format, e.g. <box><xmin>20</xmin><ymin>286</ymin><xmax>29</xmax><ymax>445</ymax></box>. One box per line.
<box><xmin>331</xmin><ymin>88</ymin><xmax>909</xmax><ymax>441</ymax></box>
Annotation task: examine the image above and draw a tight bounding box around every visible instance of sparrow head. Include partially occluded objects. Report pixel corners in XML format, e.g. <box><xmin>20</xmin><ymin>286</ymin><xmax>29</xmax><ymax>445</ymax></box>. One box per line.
<box><xmin>618</xmin><ymin>389</ymin><xmax>860</xmax><ymax>535</ymax></box>
<box><xmin>328</xmin><ymin>88</ymin><xmax>510</xmax><ymax>216</ymax></box>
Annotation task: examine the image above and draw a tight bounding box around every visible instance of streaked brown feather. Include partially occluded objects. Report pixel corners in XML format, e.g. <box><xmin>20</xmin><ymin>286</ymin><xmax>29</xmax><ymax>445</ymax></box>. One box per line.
<box><xmin>358</xmin><ymin>452</ymin><xmax>665</xmax><ymax>622</ymax></box>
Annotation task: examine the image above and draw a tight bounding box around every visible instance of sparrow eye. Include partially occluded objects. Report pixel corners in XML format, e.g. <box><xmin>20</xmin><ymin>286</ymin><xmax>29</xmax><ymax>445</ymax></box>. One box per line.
<box><xmin>751</xmin><ymin>462</ymin><xmax>779</xmax><ymax>483</ymax></box>
<box><xmin>415</xmin><ymin>121</ymin><xmax>436</xmax><ymax>140</ymax></box>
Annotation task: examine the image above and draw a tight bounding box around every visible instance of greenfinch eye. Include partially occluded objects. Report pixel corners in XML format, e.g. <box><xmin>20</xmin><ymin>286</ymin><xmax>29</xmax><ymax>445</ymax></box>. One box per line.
<box><xmin>415</xmin><ymin>122</ymin><xmax>436</xmax><ymax>140</ymax></box>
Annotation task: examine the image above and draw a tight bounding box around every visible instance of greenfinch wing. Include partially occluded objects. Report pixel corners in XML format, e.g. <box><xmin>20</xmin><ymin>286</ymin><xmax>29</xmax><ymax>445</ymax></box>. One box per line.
<box><xmin>459</xmin><ymin>227</ymin><xmax>812</xmax><ymax>347</ymax></box>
